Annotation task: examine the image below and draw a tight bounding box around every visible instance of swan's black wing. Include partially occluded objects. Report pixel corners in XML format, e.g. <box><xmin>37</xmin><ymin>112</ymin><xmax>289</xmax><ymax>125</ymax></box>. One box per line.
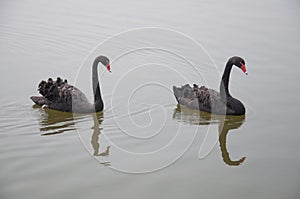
<box><xmin>173</xmin><ymin>84</ymin><xmax>225</xmax><ymax>113</ymax></box>
<box><xmin>31</xmin><ymin>77</ymin><xmax>90</xmax><ymax>112</ymax></box>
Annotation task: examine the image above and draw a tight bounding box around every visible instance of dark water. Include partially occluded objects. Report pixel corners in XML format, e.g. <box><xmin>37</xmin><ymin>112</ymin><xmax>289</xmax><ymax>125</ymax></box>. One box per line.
<box><xmin>1</xmin><ymin>0</ymin><xmax>300</xmax><ymax>198</ymax></box>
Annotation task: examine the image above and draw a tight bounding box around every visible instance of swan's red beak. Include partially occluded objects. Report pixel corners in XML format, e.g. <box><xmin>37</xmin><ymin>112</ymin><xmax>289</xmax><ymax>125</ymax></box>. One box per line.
<box><xmin>106</xmin><ymin>64</ymin><xmax>111</xmax><ymax>73</ymax></box>
<box><xmin>241</xmin><ymin>64</ymin><xmax>248</xmax><ymax>75</ymax></box>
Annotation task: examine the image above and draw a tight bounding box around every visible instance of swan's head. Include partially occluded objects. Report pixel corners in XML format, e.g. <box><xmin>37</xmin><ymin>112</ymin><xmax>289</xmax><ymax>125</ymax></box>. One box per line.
<box><xmin>98</xmin><ymin>56</ymin><xmax>111</xmax><ymax>72</ymax></box>
<box><xmin>230</xmin><ymin>56</ymin><xmax>247</xmax><ymax>75</ymax></box>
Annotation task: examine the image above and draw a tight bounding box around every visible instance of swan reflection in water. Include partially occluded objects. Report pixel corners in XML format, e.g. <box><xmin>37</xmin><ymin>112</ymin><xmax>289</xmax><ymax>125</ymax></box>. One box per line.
<box><xmin>34</xmin><ymin>104</ymin><xmax>79</xmax><ymax>136</ymax></box>
<box><xmin>34</xmin><ymin>105</ymin><xmax>110</xmax><ymax>165</ymax></box>
<box><xmin>173</xmin><ymin>105</ymin><xmax>246</xmax><ymax>166</ymax></box>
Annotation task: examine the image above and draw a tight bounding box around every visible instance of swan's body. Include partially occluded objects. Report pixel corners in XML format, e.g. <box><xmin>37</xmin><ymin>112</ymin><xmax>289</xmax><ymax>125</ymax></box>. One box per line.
<box><xmin>31</xmin><ymin>56</ymin><xmax>110</xmax><ymax>113</ymax></box>
<box><xmin>173</xmin><ymin>56</ymin><xmax>247</xmax><ymax>116</ymax></box>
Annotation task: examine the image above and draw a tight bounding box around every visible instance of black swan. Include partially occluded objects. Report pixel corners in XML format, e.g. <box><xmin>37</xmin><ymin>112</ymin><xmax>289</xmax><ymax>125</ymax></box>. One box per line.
<box><xmin>31</xmin><ymin>55</ymin><xmax>111</xmax><ymax>113</ymax></box>
<box><xmin>173</xmin><ymin>56</ymin><xmax>247</xmax><ymax>115</ymax></box>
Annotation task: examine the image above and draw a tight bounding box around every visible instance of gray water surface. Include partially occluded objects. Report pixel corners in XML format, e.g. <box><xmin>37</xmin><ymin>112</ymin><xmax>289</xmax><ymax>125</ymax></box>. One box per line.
<box><xmin>1</xmin><ymin>0</ymin><xmax>300</xmax><ymax>198</ymax></box>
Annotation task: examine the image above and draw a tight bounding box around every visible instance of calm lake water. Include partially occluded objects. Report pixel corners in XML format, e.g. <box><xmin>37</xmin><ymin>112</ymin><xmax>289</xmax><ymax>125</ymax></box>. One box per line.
<box><xmin>1</xmin><ymin>0</ymin><xmax>300</xmax><ymax>198</ymax></box>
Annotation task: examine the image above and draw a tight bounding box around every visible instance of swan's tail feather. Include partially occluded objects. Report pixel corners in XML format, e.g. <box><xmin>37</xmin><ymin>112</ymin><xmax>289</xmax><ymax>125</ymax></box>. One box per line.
<box><xmin>173</xmin><ymin>86</ymin><xmax>182</xmax><ymax>103</ymax></box>
<box><xmin>173</xmin><ymin>84</ymin><xmax>195</xmax><ymax>103</ymax></box>
<box><xmin>30</xmin><ymin>96</ymin><xmax>47</xmax><ymax>106</ymax></box>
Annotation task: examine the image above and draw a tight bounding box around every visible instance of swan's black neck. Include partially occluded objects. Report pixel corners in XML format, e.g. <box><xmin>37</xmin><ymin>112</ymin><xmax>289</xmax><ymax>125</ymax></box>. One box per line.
<box><xmin>220</xmin><ymin>60</ymin><xmax>233</xmax><ymax>99</ymax></box>
<box><xmin>92</xmin><ymin>57</ymin><xmax>104</xmax><ymax>112</ymax></box>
